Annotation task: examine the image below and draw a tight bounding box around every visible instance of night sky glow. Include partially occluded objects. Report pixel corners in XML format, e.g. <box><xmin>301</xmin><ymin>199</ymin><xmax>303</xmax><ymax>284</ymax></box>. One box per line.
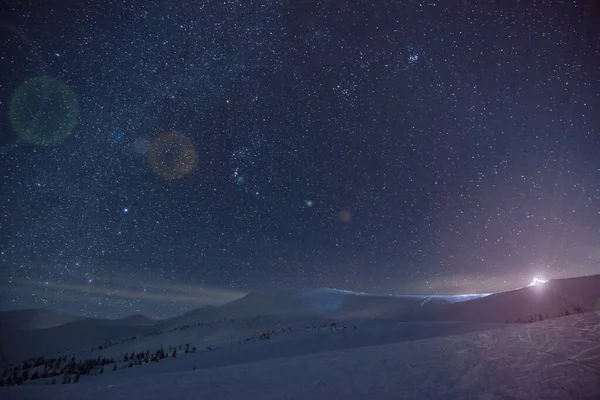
<box><xmin>1</xmin><ymin>0</ymin><xmax>599</xmax><ymax>318</ymax></box>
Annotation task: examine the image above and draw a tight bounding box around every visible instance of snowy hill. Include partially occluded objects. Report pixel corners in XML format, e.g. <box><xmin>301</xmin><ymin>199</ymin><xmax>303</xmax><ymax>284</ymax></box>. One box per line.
<box><xmin>1</xmin><ymin>274</ymin><xmax>599</xmax><ymax>365</ymax></box>
<box><xmin>2</xmin><ymin>311</ymin><xmax>599</xmax><ymax>400</ymax></box>
<box><xmin>1</xmin><ymin>274</ymin><xmax>599</xmax><ymax>399</ymax></box>
<box><xmin>428</xmin><ymin>273</ymin><xmax>600</xmax><ymax>323</ymax></box>
<box><xmin>0</xmin><ymin>315</ymin><xmax>158</xmax><ymax>363</ymax></box>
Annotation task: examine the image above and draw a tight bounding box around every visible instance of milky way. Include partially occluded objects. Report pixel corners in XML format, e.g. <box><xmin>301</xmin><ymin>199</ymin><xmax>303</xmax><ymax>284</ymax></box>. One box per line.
<box><xmin>1</xmin><ymin>0</ymin><xmax>599</xmax><ymax>318</ymax></box>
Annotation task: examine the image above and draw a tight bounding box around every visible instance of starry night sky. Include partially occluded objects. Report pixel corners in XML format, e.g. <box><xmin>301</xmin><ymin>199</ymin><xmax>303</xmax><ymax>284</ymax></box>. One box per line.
<box><xmin>1</xmin><ymin>0</ymin><xmax>599</xmax><ymax>318</ymax></box>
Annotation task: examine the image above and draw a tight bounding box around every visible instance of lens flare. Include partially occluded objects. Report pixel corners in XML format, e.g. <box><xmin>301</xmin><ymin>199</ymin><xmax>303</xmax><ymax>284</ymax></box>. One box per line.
<box><xmin>9</xmin><ymin>76</ymin><xmax>79</xmax><ymax>146</ymax></box>
<box><xmin>339</xmin><ymin>209</ymin><xmax>352</xmax><ymax>222</ymax></box>
<box><xmin>148</xmin><ymin>132</ymin><xmax>197</xmax><ymax>180</ymax></box>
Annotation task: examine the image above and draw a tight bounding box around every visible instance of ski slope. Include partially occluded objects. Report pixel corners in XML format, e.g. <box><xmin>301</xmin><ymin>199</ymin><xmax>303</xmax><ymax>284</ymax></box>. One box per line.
<box><xmin>3</xmin><ymin>312</ymin><xmax>600</xmax><ymax>400</ymax></box>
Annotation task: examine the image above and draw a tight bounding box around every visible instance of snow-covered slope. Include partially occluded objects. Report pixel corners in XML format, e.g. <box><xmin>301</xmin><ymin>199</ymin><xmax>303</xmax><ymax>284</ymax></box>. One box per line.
<box><xmin>3</xmin><ymin>312</ymin><xmax>599</xmax><ymax>400</ymax></box>
<box><xmin>0</xmin><ymin>316</ymin><xmax>158</xmax><ymax>362</ymax></box>
<box><xmin>429</xmin><ymin>274</ymin><xmax>600</xmax><ymax>323</ymax></box>
<box><xmin>2</xmin><ymin>274</ymin><xmax>598</xmax><ymax>366</ymax></box>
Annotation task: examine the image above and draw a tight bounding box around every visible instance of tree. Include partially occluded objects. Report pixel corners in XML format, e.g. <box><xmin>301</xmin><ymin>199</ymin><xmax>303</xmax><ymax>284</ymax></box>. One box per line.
<box><xmin>172</xmin><ymin>349</ymin><xmax>177</xmax><ymax>358</ymax></box>
<box><xmin>113</xmin><ymin>363</ymin><xmax>117</xmax><ymax>371</ymax></box>
<box><xmin>74</xmin><ymin>374</ymin><xmax>80</xmax><ymax>383</ymax></box>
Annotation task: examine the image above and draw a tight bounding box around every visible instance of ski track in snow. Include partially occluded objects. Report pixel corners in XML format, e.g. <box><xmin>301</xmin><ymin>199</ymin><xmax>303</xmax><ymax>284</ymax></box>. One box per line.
<box><xmin>3</xmin><ymin>312</ymin><xmax>599</xmax><ymax>400</ymax></box>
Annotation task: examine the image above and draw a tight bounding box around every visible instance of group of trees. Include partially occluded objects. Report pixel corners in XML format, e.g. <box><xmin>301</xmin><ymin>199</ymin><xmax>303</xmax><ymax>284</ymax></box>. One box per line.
<box><xmin>92</xmin><ymin>336</ymin><xmax>137</xmax><ymax>352</ymax></box>
<box><xmin>1</xmin><ymin>315</ymin><xmax>357</xmax><ymax>387</ymax></box>
<box><xmin>0</xmin><ymin>353</ymin><xmax>116</xmax><ymax>387</ymax></box>
<box><xmin>120</xmin><ymin>344</ymin><xmax>196</xmax><ymax>366</ymax></box>
<box><xmin>152</xmin><ymin>317</ymin><xmax>241</xmax><ymax>336</ymax></box>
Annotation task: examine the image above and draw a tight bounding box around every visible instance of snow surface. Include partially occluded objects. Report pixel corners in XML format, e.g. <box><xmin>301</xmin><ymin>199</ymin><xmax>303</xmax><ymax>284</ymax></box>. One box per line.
<box><xmin>3</xmin><ymin>312</ymin><xmax>600</xmax><ymax>400</ymax></box>
<box><xmin>1</xmin><ymin>274</ymin><xmax>600</xmax><ymax>399</ymax></box>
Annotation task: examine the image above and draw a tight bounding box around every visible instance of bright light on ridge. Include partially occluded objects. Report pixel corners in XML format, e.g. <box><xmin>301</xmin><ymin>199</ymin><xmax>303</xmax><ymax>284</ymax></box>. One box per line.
<box><xmin>529</xmin><ymin>277</ymin><xmax>548</xmax><ymax>286</ymax></box>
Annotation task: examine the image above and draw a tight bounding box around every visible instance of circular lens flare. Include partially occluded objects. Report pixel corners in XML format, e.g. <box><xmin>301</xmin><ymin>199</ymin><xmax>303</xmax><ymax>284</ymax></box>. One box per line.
<box><xmin>148</xmin><ymin>132</ymin><xmax>197</xmax><ymax>180</ymax></box>
<box><xmin>9</xmin><ymin>76</ymin><xmax>79</xmax><ymax>146</ymax></box>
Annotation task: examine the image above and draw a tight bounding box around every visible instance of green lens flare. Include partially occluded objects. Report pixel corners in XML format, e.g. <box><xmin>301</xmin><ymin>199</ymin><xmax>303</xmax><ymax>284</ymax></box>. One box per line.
<box><xmin>9</xmin><ymin>76</ymin><xmax>79</xmax><ymax>146</ymax></box>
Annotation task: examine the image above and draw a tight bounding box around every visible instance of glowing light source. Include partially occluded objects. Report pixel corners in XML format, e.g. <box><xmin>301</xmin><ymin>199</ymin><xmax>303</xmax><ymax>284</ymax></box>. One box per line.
<box><xmin>529</xmin><ymin>277</ymin><xmax>548</xmax><ymax>286</ymax></box>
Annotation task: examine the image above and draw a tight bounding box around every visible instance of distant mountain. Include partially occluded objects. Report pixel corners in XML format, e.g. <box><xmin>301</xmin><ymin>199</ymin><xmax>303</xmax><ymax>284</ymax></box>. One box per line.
<box><xmin>203</xmin><ymin>287</ymin><xmax>487</xmax><ymax>320</ymax></box>
<box><xmin>117</xmin><ymin>314</ymin><xmax>155</xmax><ymax>326</ymax></box>
<box><xmin>0</xmin><ymin>308</ymin><xmax>82</xmax><ymax>331</ymax></box>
